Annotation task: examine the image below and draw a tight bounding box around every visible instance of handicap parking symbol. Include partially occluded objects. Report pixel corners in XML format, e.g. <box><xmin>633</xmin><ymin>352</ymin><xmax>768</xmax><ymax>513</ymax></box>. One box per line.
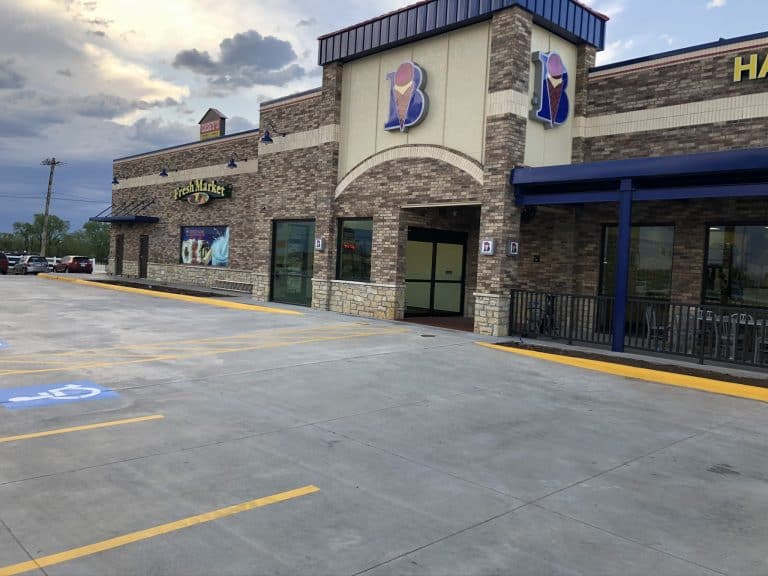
<box><xmin>0</xmin><ymin>381</ymin><xmax>118</xmax><ymax>410</ymax></box>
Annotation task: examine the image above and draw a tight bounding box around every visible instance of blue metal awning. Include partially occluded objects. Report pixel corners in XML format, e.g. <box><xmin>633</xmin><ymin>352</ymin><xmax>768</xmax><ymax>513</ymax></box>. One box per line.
<box><xmin>511</xmin><ymin>147</ymin><xmax>768</xmax><ymax>205</ymax></box>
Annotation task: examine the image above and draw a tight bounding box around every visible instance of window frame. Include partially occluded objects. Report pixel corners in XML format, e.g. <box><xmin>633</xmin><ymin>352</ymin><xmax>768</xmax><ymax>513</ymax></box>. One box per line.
<box><xmin>702</xmin><ymin>220</ymin><xmax>768</xmax><ymax>308</ymax></box>
<box><xmin>336</xmin><ymin>217</ymin><xmax>373</xmax><ymax>283</ymax></box>
<box><xmin>598</xmin><ymin>222</ymin><xmax>676</xmax><ymax>301</ymax></box>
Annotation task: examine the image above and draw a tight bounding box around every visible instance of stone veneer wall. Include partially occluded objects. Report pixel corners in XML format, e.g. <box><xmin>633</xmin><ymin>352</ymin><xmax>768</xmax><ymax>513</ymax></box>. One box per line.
<box><xmin>327</xmin><ymin>280</ymin><xmax>405</xmax><ymax>320</ymax></box>
<box><xmin>473</xmin><ymin>7</ymin><xmax>534</xmax><ymax>335</ymax></box>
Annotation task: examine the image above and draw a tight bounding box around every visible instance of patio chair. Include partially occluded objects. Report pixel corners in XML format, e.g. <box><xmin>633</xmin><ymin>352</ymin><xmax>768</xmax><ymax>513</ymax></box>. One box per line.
<box><xmin>714</xmin><ymin>315</ymin><xmax>738</xmax><ymax>360</ymax></box>
<box><xmin>645</xmin><ymin>305</ymin><xmax>669</xmax><ymax>352</ymax></box>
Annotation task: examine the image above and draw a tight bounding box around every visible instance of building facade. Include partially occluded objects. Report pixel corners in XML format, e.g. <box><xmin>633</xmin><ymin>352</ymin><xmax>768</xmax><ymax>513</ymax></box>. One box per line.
<box><xmin>103</xmin><ymin>0</ymin><xmax>768</xmax><ymax>340</ymax></box>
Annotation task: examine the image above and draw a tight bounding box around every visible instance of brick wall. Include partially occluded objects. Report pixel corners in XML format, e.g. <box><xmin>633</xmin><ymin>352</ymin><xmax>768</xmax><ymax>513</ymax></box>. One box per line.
<box><xmin>336</xmin><ymin>157</ymin><xmax>484</xmax><ymax>282</ymax></box>
<box><xmin>517</xmin><ymin>198</ymin><xmax>768</xmax><ymax>303</ymax></box>
<box><xmin>587</xmin><ymin>46</ymin><xmax>768</xmax><ymax>116</ymax></box>
<box><xmin>114</xmin><ymin>133</ymin><xmax>260</xmax><ymax>180</ymax></box>
<box><xmin>578</xmin><ymin>41</ymin><xmax>768</xmax><ymax>161</ymax></box>
<box><xmin>578</xmin><ymin>119</ymin><xmax>768</xmax><ymax>162</ymax></box>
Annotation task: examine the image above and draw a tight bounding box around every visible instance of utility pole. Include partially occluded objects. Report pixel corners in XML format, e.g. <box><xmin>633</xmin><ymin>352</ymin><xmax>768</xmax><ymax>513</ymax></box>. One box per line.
<box><xmin>40</xmin><ymin>157</ymin><xmax>63</xmax><ymax>257</ymax></box>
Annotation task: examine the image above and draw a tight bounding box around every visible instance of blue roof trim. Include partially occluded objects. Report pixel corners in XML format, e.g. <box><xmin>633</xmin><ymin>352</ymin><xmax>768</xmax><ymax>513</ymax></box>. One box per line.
<box><xmin>512</xmin><ymin>147</ymin><xmax>768</xmax><ymax>186</ymax></box>
<box><xmin>318</xmin><ymin>0</ymin><xmax>606</xmax><ymax>66</ymax></box>
<box><xmin>114</xmin><ymin>128</ymin><xmax>260</xmax><ymax>163</ymax></box>
<box><xmin>592</xmin><ymin>30</ymin><xmax>768</xmax><ymax>74</ymax></box>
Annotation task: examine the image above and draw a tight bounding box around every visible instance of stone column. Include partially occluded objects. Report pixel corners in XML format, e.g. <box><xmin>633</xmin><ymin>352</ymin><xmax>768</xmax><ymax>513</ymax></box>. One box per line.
<box><xmin>312</xmin><ymin>62</ymin><xmax>343</xmax><ymax>311</ymax></box>
<box><xmin>572</xmin><ymin>44</ymin><xmax>596</xmax><ymax>164</ymax></box>
<box><xmin>474</xmin><ymin>7</ymin><xmax>532</xmax><ymax>336</ymax></box>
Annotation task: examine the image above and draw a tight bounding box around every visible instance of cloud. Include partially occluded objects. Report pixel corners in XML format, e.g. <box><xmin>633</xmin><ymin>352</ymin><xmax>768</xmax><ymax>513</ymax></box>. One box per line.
<box><xmin>595</xmin><ymin>38</ymin><xmax>635</xmax><ymax>66</ymax></box>
<box><xmin>659</xmin><ymin>34</ymin><xmax>676</xmax><ymax>47</ymax></box>
<box><xmin>706</xmin><ymin>0</ymin><xmax>726</xmax><ymax>8</ymax></box>
<box><xmin>297</xmin><ymin>18</ymin><xmax>316</xmax><ymax>27</ymax></box>
<box><xmin>56</xmin><ymin>68</ymin><xmax>74</xmax><ymax>77</ymax></box>
<box><xmin>173</xmin><ymin>29</ymin><xmax>305</xmax><ymax>89</ymax></box>
<box><xmin>226</xmin><ymin>115</ymin><xmax>258</xmax><ymax>134</ymax></box>
<box><xmin>0</xmin><ymin>59</ymin><xmax>25</xmax><ymax>89</ymax></box>
<box><xmin>86</xmin><ymin>29</ymin><xmax>107</xmax><ymax>37</ymax></box>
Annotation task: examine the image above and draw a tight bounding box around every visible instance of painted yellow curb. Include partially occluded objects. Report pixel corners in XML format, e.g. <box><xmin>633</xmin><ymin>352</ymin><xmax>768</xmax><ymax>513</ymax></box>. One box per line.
<box><xmin>476</xmin><ymin>342</ymin><xmax>768</xmax><ymax>404</ymax></box>
<box><xmin>39</xmin><ymin>274</ymin><xmax>302</xmax><ymax>315</ymax></box>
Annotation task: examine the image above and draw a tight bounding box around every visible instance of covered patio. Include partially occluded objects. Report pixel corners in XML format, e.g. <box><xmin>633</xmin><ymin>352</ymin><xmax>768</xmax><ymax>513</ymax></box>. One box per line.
<box><xmin>510</xmin><ymin>148</ymin><xmax>768</xmax><ymax>367</ymax></box>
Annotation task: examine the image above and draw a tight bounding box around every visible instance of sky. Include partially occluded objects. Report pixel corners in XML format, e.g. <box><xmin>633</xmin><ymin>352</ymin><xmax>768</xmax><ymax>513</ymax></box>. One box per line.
<box><xmin>0</xmin><ymin>0</ymin><xmax>766</xmax><ymax>234</ymax></box>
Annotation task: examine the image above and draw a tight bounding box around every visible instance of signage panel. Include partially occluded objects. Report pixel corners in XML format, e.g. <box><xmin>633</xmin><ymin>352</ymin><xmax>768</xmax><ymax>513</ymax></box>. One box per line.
<box><xmin>384</xmin><ymin>61</ymin><xmax>428</xmax><ymax>132</ymax></box>
<box><xmin>531</xmin><ymin>51</ymin><xmax>570</xmax><ymax>128</ymax></box>
<box><xmin>180</xmin><ymin>226</ymin><xmax>229</xmax><ymax>267</ymax></box>
<box><xmin>174</xmin><ymin>180</ymin><xmax>232</xmax><ymax>205</ymax></box>
<box><xmin>733</xmin><ymin>53</ymin><xmax>768</xmax><ymax>82</ymax></box>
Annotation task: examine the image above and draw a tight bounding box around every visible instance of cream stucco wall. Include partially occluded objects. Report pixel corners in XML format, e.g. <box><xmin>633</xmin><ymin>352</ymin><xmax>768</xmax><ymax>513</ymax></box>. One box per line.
<box><xmin>338</xmin><ymin>22</ymin><xmax>491</xmax><ymax>181</ymax></box>
<box><xmin>523</xmin><ymin>25</ymin><xmax>578</xmax><ymax>167</ymax></box>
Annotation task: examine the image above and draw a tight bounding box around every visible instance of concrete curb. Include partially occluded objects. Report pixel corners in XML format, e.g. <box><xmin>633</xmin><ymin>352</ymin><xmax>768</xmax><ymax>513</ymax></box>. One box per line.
<box><xmin>38</xmin><ymin>274</ymin><xmax>303</xmax><ymax>316</ymax></box>
<box><xmin>477</xmin><ymin>341</ymin><xmax>768</xmax><ymax>404</ymax></box>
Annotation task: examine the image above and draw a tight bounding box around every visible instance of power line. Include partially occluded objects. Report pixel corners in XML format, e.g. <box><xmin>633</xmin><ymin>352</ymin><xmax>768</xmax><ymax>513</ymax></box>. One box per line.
<box><xmin>0</xmin><ymin>193</ymin><xmax>108</xmax><ymax>204</ymax></box>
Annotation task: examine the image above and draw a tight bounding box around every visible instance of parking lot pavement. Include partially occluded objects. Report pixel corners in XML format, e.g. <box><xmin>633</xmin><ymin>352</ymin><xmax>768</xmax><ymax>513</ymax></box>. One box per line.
<box><xmin>1</xmin><ymin>276</ymin><xmax>768</xmax><ymax>575</ymax></box>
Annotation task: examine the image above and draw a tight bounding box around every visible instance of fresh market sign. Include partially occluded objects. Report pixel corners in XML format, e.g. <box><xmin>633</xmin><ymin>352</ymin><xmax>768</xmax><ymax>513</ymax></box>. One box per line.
<box><xmin>174</xmin><ymin>179</ymin><xmax>231</xmax><ymax>205</ymax></box>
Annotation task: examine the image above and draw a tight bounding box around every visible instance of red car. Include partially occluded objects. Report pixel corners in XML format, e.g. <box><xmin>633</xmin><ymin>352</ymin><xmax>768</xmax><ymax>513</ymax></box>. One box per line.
<box><xmin>0</xmin><ymin>253</ymin><xmax>7</xmax><ymax>275</ymax></box>
<box><xmin>54</xmin><ymin>255</ymin><xmax>93</xmax><ymax>274</ymax></box>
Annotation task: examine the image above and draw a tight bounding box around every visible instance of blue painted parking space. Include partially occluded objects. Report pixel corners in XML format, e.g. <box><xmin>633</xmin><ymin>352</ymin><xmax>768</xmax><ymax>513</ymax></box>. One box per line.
<box><xmin>0</xmin><ymin>381</ymin><xmax>118</xmax><ymax>410</ymax></box>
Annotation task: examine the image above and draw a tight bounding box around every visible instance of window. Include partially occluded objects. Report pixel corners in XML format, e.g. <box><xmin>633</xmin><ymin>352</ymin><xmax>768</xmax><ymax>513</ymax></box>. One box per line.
<box><xmin>704</xmin><ymin>225</ymin><xmax>768</xmax><ymax>307</ymax></box>
<box><xmin>600</xmin><ymin>225</ymin><xmax>675</xmax><ymax>300</ymax></box>
<box><xmin>337</xmin><ymin>219</ymin><xmax>372</xmax><ymax>282</ymax></box>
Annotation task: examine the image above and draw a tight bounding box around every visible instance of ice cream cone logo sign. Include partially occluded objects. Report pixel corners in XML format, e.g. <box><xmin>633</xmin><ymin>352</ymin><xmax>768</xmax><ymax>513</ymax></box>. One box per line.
<box><xmin>384</xmin><ymin>61</ymin><xmax>427</xmax><ymax>132</ymax></box>
<box><xmin>531</xmin><ymin>52</ymin><xmax>569</xmax><ymax>128</ymax></box>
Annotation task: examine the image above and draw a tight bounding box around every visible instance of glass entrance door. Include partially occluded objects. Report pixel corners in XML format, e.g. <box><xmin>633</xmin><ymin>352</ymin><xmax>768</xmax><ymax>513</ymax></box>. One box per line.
<box><xmin>405</xmin><ymin>228</ymin><xmax>466</xmax><ymax>316</ymax></box>
<box><xmin>272</xmin><ymin>220</ymin><xmax>315</xmax><ymax>306</ymax></box>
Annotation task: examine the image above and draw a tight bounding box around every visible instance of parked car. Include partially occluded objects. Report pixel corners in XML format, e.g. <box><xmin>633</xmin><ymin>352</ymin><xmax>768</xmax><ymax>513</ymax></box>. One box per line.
<box><xmin>0</xmin><ymin>253</ymin><xmax>7</xmax><ymax>275</ymax></box>
<box><xmin>53</xmin><ymin>255</ymin><xmax>93</xmax><ymax>274</ymax></box>
<box><xmin>13</xmin><ymin>255</ymin><xmax>49</xmax><ymax>275</ymax></box>
<box><xmin>6</xmin><ymin>254</ymin><xmax>21</xmax><ymax>271</ymax></box>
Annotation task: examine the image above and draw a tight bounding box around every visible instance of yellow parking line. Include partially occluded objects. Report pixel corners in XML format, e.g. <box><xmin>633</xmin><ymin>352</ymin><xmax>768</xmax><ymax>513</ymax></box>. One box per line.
<box><xmin>39</xmin><ymin>274</ymin><xmax>302</xmax><ymax>316</ymax></box>
<box><xmin>0</xmin><ymin>485</ymin><xmax>320</xmax><ymax>576</ymax></box>
<box><xmin>0</xmin><ymin>328</ymin><xmax>409</xmax><ymax>376</ymax></box>
<box><xmin>0</xmin><ymin>415</ymin><xmax>164</xmax><ymax>445</ymax></box>
<box><xmin>476</xmin><ymin>342</ymin><xmax>768</xmax><ymax>403</ymax></box>
<box><xmin>0</xmin><ymin>324</ymin><xmax>367</xmax><ymax>362</ymax></box>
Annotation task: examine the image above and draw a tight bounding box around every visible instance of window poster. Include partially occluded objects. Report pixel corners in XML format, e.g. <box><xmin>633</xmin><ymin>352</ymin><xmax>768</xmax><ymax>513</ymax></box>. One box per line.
<box><xmin>180</xmin><ymin>226</ymin><xmax>229</xmax><ymax>267</ymax></box>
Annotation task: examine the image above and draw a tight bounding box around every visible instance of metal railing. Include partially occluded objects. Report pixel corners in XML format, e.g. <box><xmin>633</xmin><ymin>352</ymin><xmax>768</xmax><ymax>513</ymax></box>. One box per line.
<box><xmin>509</xmin><ymin>289</ymin><xmax>768</xmax><ymax>367</ymax></box>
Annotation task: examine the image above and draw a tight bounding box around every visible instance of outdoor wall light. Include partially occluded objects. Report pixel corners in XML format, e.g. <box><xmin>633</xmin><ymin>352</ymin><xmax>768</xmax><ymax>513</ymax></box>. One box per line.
<box><xmin>112</xmin><ymin>176</ymin><xmax>119</xmax><ymax>184</ymax></box>
<box><xmin>260</xmin><ymin>124</ymin><xmax>287</xmax><ymax>144</ymax></box>
<box><xmin>159</xmin><ymin>166</ymin><xmax>169</xmax><ymax>177</ymax></box>
<box><xmin>227</xmin><ymin>153</ymin><xmax>238</xmax><ymax>168</ymax></box>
